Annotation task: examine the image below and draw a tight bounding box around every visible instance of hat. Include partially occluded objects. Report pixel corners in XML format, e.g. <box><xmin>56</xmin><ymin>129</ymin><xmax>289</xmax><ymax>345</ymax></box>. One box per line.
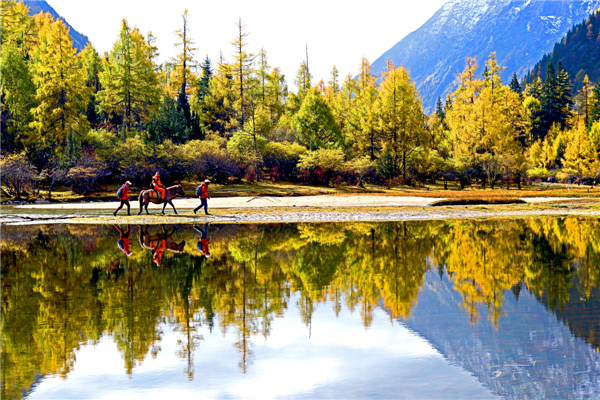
<box><xmin>204</xmin><ymin>179</ymin><xmax>211</xmax><ymax>183</ymax></box>
<box><xmin>125</xmin><ymin>181</ymin><xmax>132</xmax><ymax>186</ymax></box>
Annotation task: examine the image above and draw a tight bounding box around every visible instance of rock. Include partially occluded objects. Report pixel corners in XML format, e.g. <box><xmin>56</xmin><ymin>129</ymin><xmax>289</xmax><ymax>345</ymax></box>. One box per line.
<box><xmin>35</xmin><ymin>197</ymin><xmax>51</xmax><ymax>204</ymax></box>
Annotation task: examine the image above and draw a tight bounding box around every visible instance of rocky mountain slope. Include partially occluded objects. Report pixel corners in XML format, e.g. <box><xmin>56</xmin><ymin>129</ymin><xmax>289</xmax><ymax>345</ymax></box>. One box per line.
<box><xmin>524</xmin><ymin>8</ymin><xmax>600</xmax><ymax>92</ymax></box>
<box><xmin>371</xmin><ymin>0</ymin><xmax>600</xmax><ymax>112</ymax></box>
<box><xmin>22</xmin><ymin>0</ymin><xmax>89</xmax><ymax>51</ymax></box>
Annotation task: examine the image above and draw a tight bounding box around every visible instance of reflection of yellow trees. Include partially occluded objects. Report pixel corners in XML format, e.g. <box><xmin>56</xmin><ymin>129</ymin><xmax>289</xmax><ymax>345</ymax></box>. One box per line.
<box><xmin>434</xmin><ymin>220</ymin><xmax>527</xmax><ymax>327</ymax></box>
<box><xmin>99</xmin><ymin>261</ymin><xmax>164</xmax><ymax>376</ymax></box>
<box><xmin>3</xmin><ymin>218</ymin><xmax>600</xmax><ymax>391</ymax></box>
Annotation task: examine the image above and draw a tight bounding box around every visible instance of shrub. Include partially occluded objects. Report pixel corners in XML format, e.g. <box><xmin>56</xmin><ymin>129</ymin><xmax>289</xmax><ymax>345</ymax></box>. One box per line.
<box><xmin>297</xmin><ymin>148</ymin><xmax>345</xmax><ymax>185</ymax></box>
<box><xmin>263</xmin><ymin>141</ymin><xmax>307</xmax><ymax>181</ymax></box>
<box><xmin>227</xmin><ymin>131</ymin><xmax>266</xmax><ymax>181</ymax></box>
<box><xmin>0</xmin><ymin>152</ymin><xmax>39</xmax><ymax>198</ymax></box>
<box><xmin>376</xmin><ymin>149</ymin><xmax>398</xmax><ymax>189</ymax></box>
<box><xmin>182</xmin><ymin>138</ymin><xmax>238</xmax><ymax>184</ymax></box>
<box><xmin>66</xmin><ymin>150</ymin><xmax>109</xmax><ymax>195</ymax></box>
<box><xmin>345</xmin><ymin>156</ymin><xmax>375</xmax><ymax>187</ymax></box>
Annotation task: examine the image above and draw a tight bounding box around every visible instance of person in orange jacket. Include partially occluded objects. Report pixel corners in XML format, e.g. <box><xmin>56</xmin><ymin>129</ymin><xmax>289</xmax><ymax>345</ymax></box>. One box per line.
<box><xmin>194</xmin><ymin>223</ymin><xmax>210</xmax><ymax>258</ymax></box>
<box><xmin>152</xmin><ymin>172</ymin><xmax>165</xmax><ymax>200</ymax></box>
<box><xmin>193</xmin><ymin>179</ymin><xmax>211</xmax><ymax>215</ymax></box>
<box><xmin>114</xmin><ymin>181</ymin><xmax>132</xmax><ymax>216</ymax></box>
<box><xmin>114</xmin><ymin>224</ymin><xmax>133</xmax><ymax>256</ymax></box>
<box><xmin>152</xmin><ymin>238</ymin><xmax>167</xmax><ymax>266</ymax></box>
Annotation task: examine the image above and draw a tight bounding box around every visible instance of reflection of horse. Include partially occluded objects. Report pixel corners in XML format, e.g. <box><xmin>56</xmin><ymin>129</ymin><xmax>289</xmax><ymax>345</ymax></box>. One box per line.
<box><xmin>138</xmin><ymin>184</ymin><xmax>185</xmax><ymax>215</ymax></box>
<box><xmin>138</xmin><ymin>225</ymin><xmax>186</xmax><ymax>253</ymax></box>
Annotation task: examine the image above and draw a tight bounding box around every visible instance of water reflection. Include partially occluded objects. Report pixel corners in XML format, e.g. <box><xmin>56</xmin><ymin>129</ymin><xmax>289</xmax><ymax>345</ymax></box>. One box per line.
<box><xmin>1</xmin><ymin>218</ymin><xmax>599</xmax><ymax>399</ymax></box>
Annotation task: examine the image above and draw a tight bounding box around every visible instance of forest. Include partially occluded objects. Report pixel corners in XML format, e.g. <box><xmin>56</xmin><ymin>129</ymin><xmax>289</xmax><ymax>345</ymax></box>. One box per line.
<box><xmin>2</xmin><ymin>0</ymin><xmax>600</xmax><ymax>197</ymax></box>
<box><xmin>2</xmin><ymin>217</ymin><xmax>599</xmax><ymax>397</ymax></box>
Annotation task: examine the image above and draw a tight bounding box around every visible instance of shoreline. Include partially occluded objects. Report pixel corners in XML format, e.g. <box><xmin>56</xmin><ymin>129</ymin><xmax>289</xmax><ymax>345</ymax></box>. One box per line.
<box><xmin>3</xmin><ymin>204</ymin><xmax>600</xmax><ymax>226</ymax></box>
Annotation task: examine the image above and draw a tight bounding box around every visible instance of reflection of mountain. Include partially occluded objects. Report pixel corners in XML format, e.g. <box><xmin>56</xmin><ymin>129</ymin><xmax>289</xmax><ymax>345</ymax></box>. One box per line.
<box><xmin>539</xmin><ymin>273</ymin><xmax>600</xmax><ymax>352</ymax></box>
<box><xmin>400</xmin><ymin>271</ymin><xmax>600</xmax><ymax>400</ymax></box>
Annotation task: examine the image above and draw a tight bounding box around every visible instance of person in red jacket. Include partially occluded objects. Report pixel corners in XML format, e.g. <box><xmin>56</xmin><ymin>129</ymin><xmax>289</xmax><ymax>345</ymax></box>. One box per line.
<box><xmin>194</xmin><ymin>179</ymin><xmax>211</xmax><ymax>215</ymax></box>
<box><xmin>114</xmin><ymin>224</ymin><xmax>133</xmax><ymax>256</ymax></box>
<box><xmin>113</xmin><ymin>181</ymin><xmax>132</xmax><ymax>216</ymax></box>
<box><xmin>152</xmin><ymin>238</ymin><xmax>167</xmax><ymax>266</ymax></box>
<box><xmin>194</xmin><ymin>223</ymin><xmax>210</xmax><ymax>258</ymax></box>
<box><xmin>152</xmin><ymin>172</ymin><xmax>165</xmax><ymax>200</ymax></box>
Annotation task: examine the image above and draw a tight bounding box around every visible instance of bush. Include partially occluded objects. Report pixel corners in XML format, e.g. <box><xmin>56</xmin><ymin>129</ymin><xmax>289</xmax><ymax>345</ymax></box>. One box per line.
<box><xmin>297</xmin><ymin>148</ymin><xmax>345</xmax><ymax>185</ymax></box>
<box><xmin>182</xmin><ymin>138</ymin><xmax>238</xmax><ymax>184</ymax></box>
<box><xmin>263</xmin><ymin>141</ymin><xmax>307</xmax><ymax>181</ymax></box>
<box><xmin>227</xmin><ymin>131</ymin><xmax>266</xmax><ymax>182</ymax></box>
<box><xmin>0</xmin><ymin>152</ymin><xmax>39</xmax><ymax>198</ymax></box>
<box><xmin>345</xmin><ymin>156</ymin><xmax>375</xmax><ymax>187</ymax></box>
<box><xmin>66</xmin><ymin>150</ymin><xmax>109</xmax><ymax>195</ymax></box>
<box><xmin>376</xmin><ymin>149</ymin><xmax>398</xmax><ymax>189</ymax></box>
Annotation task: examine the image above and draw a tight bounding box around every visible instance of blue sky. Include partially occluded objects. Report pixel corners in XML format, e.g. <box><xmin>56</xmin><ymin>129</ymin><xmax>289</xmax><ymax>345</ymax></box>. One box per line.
<box><xmin>48</xmin><ymin>0</ymin><xmax>448</xmax><ymax>89</ymax></box>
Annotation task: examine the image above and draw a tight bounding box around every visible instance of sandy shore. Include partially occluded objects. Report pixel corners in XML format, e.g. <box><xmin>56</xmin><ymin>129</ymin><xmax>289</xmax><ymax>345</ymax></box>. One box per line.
<box><xmin>2</xmin><ymin>195</ymin><xmax>599</xmax><ymax>225</ymax></box>
<box><xmin>12</xmin><ymin>195</ymin><xmax>583</xmax><ymax>211</ymax></box>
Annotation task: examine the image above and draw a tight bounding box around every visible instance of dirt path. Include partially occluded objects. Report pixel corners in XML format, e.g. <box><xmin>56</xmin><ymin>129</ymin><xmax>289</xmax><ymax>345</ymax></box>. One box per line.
<box><xmin>13</xmin><ymin>195</ymin><xmax>581</xmax><ymax>211</ymax></box>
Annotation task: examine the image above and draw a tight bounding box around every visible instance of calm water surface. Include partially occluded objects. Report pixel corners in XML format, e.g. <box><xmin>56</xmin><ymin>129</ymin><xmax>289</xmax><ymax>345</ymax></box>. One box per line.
<box><xmin>1</xmin><ymin>218</ymin><xmax>599</xmax><ymax>399</ymax></box>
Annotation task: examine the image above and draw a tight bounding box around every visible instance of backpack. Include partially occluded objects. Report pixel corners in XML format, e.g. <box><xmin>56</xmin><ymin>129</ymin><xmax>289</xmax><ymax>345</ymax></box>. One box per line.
<box><xmin>195</xmin><ymin>184</ymin><xmax>204</xmax><ymax>196</ymax></box>
<box><xmin>117</xmin><ymin>185</ymin><xmax>124</xmax><ymax>199</ymax></box>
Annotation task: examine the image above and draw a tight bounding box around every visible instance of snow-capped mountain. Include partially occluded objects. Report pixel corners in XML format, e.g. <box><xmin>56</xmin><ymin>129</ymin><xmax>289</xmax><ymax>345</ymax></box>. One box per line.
<box><xmin>371</xmin><ymin>0</ymin><xmax>600</xmax><ymax>112</ymax></box>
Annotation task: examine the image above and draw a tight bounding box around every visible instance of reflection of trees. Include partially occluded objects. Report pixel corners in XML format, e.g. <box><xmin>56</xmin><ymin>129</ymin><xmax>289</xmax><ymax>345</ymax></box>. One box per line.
<box><xmin>2</xmin><ymin>217</ymin><xmax>600</xmax><ymax>392</ymax></box>
<box><xmin>433</xmin><ymin>220</ymin><xmax>527</xmax><ymax>327</ymax></box>
<box><xmin>168</xmin><ymin>256</ymin><xmax>206</xmax><ymax>380</ymax></box>
<box><xmin>100</xmin><ymin>258</ymin><xmax>165</xmax><ymax>376</ymax></box>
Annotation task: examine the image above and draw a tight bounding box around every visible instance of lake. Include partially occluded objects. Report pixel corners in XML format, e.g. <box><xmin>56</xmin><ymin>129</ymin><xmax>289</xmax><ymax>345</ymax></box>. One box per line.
<box><xmin>1</xmin><ymin>217</ymin><xmax>599</xmax><ymax>399</ymax></box>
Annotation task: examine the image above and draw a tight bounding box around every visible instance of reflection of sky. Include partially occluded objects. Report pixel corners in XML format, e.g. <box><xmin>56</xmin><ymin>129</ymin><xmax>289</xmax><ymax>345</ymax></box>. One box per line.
<box><xmin>28</xmin><ymin>293</ymin><xmax>498</xmax><ymax>399</ymax></box>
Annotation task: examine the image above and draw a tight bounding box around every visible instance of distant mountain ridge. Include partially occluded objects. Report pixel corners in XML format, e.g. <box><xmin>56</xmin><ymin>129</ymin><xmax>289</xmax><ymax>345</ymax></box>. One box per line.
<box><xmin>371</xmin><ymin>0</ymin><xmax>600</xmax><ymax>112</ymax></box>
<box><xmin>524</xmin><ymin>8</ymin><xmax>600</xmax><ymax>92</ymax></box>
<box><xmin>22</xmin><ymin>0</ymin><xmax>89</xmax><ymax>51</ymax></box>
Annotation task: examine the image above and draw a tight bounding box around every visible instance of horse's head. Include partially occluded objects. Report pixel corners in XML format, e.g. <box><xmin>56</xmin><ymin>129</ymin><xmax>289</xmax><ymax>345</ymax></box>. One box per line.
<box><xmin>176</xmin><ymin>185</ymin><xmax>185</xmax><ymax>197</ymax></box>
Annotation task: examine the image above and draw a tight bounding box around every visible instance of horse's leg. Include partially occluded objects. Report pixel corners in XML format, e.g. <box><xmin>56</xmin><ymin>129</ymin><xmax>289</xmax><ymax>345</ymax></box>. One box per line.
<box><xmin>162</xmin><ymin>202</ymin><xmax>167</xmax><ymax>215</ymax></box>
<box><xmin>169</xmin><ymin>201</ymin><xmax>178</xmax><ymax>215</ymax></box>
<box><xmin>139</xmin><ymin>226</ymin><xmax>145</xmax><ymax>246</ymax></box>
<box><xmin>138</xmin><ymin>193</ymin><xmax>144</xmax><ymax>215</ymax></box>
<box><xmin>145</xmin><ymin>200</ymin><xmax>150</xmax><ymax>215</ymax></box>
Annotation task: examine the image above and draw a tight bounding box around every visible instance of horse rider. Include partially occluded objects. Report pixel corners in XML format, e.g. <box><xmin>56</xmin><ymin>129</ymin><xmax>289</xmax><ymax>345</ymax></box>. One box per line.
<box><xmin>152</xmin><ymin>172</ymin><xmax>165</xmax><ymax>200</ymax></box>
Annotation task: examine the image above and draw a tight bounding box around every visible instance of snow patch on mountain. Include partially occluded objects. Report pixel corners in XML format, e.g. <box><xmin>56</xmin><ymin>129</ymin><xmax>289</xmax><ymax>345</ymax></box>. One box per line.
<box><xmin>370</xmin><ymin>0</ymin><xmax>600</xmax><ymax>112</ymax></box>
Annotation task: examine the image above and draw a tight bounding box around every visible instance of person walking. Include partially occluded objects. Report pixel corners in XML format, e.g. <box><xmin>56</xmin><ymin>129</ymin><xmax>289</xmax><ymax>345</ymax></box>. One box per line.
<box><xmin>194</xmin><ymin>223</ymin><xmax>210</xmax><ymax>258</ymax></box>
<box><xmin>194</xmin><ymin>179</ymin><xmax>211</xmax><ymax>215</ymax></box>
<box><xmin>114</xmin><ymin>181</ymin><xmax>132</xmax><ymax>216</ymax></box>
<box><xmin>114</xmin><ymin>224</ymin><xmax>133</xmax><ymax>256</ymax></box>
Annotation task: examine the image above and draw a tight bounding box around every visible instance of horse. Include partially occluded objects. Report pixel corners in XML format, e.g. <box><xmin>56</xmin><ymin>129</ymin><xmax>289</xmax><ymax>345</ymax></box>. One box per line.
<box><xmin>138</xmin><ymin>184</ymin><xmax>185</xmax><ymax>215</ymax></box>
<box><xmin>138</xmin><ymin>225</ymin><xmax>186</xmax><ymax>253</ymax></box>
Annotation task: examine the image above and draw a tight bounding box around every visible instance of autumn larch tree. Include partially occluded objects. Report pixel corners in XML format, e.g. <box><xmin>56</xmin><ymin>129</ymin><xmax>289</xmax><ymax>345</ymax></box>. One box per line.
<box><xmin>29</xmin><ymin>13</ymin><xmax>90</xmax><ymax>154</ymax></box>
